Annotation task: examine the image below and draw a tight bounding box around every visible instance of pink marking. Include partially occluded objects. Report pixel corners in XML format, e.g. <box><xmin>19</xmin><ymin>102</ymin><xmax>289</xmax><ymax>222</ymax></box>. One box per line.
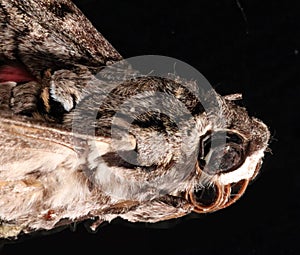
<box><xmin>0</xmin><ymin>65</ymin><xmax>35</xmax><ymax>83</ymax></box>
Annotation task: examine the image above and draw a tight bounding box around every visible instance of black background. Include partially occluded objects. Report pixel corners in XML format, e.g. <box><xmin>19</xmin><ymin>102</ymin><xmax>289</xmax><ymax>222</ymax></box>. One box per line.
<box><xmin>1</xmin><ymin>0</ymin><xmax>299</xmax><ymax>254</ymax></box>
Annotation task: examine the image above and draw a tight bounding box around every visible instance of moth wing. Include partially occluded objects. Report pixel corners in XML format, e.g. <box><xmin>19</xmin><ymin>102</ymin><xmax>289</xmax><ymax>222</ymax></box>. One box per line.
<box><xmin>1</xmin><ymin>0</ymin><xmax>125</xmax><ymax>115</ymax></box>
<box><xmin>0</xmin><ymin>0</ymin><xmax>122</xmax><ymax>72</ymax></box>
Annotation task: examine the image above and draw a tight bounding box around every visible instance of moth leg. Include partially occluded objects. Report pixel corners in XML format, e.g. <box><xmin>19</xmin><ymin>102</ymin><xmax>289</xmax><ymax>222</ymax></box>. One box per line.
<box><xmin>0</xmin><ymin>81</ymin><xmax>16</xmax><ymax>110</ymax></box>
<box><xmin>7</xmin><ymin>79</ymin><xmax>65</xmax><ymax>122</ymax></box>
<box><xmin>10</xmin><ymin>81</ymin><xmax>42</xmax><ymax>116</ymax></box>
<box><xmin>48</xmin><ymin>63</ymin><xmax>132</xmax><ymax>113</ymax></box>
<box><xmin>0</xmin><ymin>80</ymin><xmax>41</xmax><ymax>116</ymax></box>
<box><xmin>49</xmin><ymin>66</ymin><xmax>97</xmax><ymax>112</ymax></box>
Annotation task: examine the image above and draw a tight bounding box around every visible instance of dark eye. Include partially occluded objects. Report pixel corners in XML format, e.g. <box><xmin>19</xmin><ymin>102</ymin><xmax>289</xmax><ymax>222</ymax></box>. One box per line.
<box><xmin>198</xmin><ymin>131</ymin><xmax>247</xmax><ymax>175</ymax></box>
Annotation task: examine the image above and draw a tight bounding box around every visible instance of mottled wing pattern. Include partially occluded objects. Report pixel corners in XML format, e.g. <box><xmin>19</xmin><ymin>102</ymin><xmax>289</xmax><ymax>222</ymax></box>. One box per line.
<box><xmin>0</xmin><ymin>0</ymin><xmax>122</xmax><ymax>73</ymax></box>
<box><xmin>0</xmin><ymin>0</ymin><xmax>123</xmax><ymax>118</ymax></box>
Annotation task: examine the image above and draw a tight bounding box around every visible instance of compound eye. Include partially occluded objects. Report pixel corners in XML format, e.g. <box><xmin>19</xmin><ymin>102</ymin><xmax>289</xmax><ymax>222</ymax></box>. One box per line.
<box><xmin>198</xmin><ymin>131</ymin><xmax>247</xmax><ymax>175</ymax></box>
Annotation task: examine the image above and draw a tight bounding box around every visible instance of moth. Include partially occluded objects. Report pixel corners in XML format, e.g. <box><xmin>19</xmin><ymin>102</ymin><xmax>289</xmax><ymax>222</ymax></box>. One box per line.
<box><xmin>0</xmin><ymin>0</ymin><xmax>270</xmax><ymax>239</ymax></box>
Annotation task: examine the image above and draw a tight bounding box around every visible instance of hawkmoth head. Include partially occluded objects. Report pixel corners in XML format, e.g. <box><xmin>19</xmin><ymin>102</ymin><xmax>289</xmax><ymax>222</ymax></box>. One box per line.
<box><xmin>63</xmin><ymin>66</ymin><xmax>270</xmax><ymax>213</ymax></box>
<box><xmin>0</xmin><ymin>1</ymin><xmax>271</xmax><ymax>236</ymax></box>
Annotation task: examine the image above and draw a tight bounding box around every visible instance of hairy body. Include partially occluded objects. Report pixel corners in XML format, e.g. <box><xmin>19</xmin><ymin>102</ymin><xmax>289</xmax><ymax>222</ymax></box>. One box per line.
<box><xmin>0</xmin><ymin>0</ymin><xmax>270</xmax><ymax>239</ymax></box>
